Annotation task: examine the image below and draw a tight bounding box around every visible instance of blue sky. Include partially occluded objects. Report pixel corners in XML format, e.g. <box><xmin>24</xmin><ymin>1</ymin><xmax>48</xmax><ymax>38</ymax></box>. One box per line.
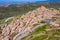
<box><xmin>0</xmin><ymin>0</ymin><xmax>47</xmax><ymax>3</ymax></box>
<box><xmin>0</xmin><ymin>0</ymin><xmax>47</xmax><ymax>2</ymax></box>
<box><xmin>0</xmin><ymin>0</ymin><xmax>47</xmax><ymax>4</ymax></box>
<box><xmin>0</xmin><ymin>0</ymin><xmax>60</xmax><ymax>4</ymax></box>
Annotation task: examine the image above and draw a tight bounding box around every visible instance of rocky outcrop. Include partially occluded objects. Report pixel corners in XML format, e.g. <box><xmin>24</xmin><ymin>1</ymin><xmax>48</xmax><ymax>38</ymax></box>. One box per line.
<box><xmin>1</xmin><ymin>6</ymin><xmax>59</xmax><ymax>40</ymax></box>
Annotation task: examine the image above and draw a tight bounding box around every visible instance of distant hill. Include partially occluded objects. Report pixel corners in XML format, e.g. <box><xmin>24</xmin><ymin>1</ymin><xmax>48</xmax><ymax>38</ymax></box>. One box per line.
<box><xmin>0</xmin><ymin>2</ymin><xmax>60</xmax><ymax>19</ymax></box>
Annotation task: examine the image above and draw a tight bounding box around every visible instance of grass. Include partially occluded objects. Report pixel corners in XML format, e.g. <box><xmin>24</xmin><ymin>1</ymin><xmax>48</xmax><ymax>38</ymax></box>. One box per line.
<box><xmin>0</xmin><ymin>2</ymin><xmax>60</xmax><ymax>26</ymax></box>
<box><xmin>48</xmin><ymin>36</ymin><xmax>57</xmax><ymax>40</ymax></box>
<box><xmin>0</xmin><ymin>2</ymin><xmax>60</xmax><ymax>20</ymax></box>
<box><xmin>0</xmin><ymin>30</ymin><xmax>2</xmax><ymax>34</ymax></box>
<box><xmin>0</xmin><ymin>3</ymin><xmax>41</xmax><ymax>25</ymax></box>
<box><xmin>23</xmin><ymin>22</ymin><xmax>26</xmax><ymax>26</ymax></box>
<box><xmin>32</xmin><ymin>35</ymin><xmax>48</xmax><ymax>40</ymax></box>
<box><xmin>56</xmin><ymin>14</ymin><xmax>60</xmax><ymax>16</ymax></box>
<box><xmin>0</xmin><ymin>2</ymin><xmax>60</xmax><ymax>40</ymax></box>
<box><xmin>21</xmin><ymin>25</ymin><xmax>47</xmax><ymax>40</ymax></box>
<box><xmin>0</xmin><ymin>27</ymin><xmax>2</xmax><ymax>34</ymax></box>
<box><xmin>10</xmin><ymin>32</ymin><xmax>17</xmax><ymax>38</ymax></box>
<box><xmin>21</xmin><ymin>29</ymin><xmax>60</xmax><ymax>40</ymax></box>
<box><xmin>39</xmin><ymin>20</ymin><xmax>46</xmax><ymax>23</ymax></box>
<box><xmin>33</xmin><ymin>23</ymin><xmax>39</xmax><ymax>27</ymax></box>
<box><xmin>0</xmin><ymin>3</ymin><xmax>40</xmax><ymax>19</ymax></box>
<box><xmin>21</xmin><ymin>23</ymin><xmax>60</xmax><ymax>40</ymax></box>
<box><xmin>0</xmin><ymin>17</ymin><xmax>13</xmax><ymax>25</ymax></box>
<box><xmin>5</xmin><ymin>17</ymin><xmax>14</xmax><ymax>24</ymax></box>
<box><xmin>31</xmin><ymin>25</ymin><xmax>47</xmax><ymax>35</ymax></box>
<box><xmin>0</xmin><ymin>24</ymin><xmax>2</xmax><ymax>34</ymax></box>
<box><xmin>53</xmin><ymin>29</ymin><xmax>60</xmax><ymax>35</ymax></box>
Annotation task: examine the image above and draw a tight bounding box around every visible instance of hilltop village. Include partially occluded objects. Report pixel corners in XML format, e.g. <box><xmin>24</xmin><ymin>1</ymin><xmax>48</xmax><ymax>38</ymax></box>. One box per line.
<box><xmin>0</xmin><ymin>6</ymin><xmax>60</xmax><ymax>40</ymax></box>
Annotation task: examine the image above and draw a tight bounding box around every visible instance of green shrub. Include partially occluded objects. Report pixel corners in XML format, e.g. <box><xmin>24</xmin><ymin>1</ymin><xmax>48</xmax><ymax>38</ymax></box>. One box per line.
<box><xmin>32</xmin><ymin>35</ymin><xmax>48</xmax><ymax>40</ymax></box>
<box><xmin>33</xmin><ymin>24</ymin><xmax>39</xmax><ymax>27</ymax></box>
<box><xmin>10</xmin><ymin>32</ymin><xmax>17</xmax><ymax>38</ymax></box>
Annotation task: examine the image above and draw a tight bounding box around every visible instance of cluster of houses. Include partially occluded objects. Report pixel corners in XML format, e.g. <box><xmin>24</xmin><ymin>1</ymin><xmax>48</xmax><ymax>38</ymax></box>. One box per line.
<box><xmin>1</xmin><ymin>6</ymin><xmax>60</xmax><ymax>40</ymax></box>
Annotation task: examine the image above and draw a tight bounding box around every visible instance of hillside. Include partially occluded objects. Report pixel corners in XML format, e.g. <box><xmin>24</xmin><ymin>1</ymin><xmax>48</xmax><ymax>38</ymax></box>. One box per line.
<box><xmin>0</xmin><ymin>2</ymin><xmax>60</xmax><ymax>40</ymax></box>
<box><xmin>0</xmin><ymin>2</ymin><xmax>60</xmax><ymax>25</ymax></box>
<box><xmin>0</xmin><ymin>6</ymin><xmax>60</xmax><ymax>40</ymax></box>
<box><xmin>0</xmin><ymin>2</ymin><xmax>60</xmax><ymax>19</ymax></box>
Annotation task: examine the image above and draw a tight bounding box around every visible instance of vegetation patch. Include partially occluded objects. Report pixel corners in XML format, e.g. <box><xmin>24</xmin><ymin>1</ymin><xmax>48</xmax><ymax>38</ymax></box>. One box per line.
<box><xmin>10</xmin><ymin>32</ymin><xmax>17</xmax><ymax>38</ymax></box>
<box><xmin>32</xmin><ymin>35</ymin><xmax>48</xmax><ymax>40</ymax></box>
<box><xmin>0</xmin><ymin>27</ymin><xmax>2</xmax><ymax>34</ymax></box>
<box><xmin>31</xmin><ymin>25</ymin><xmax>47</xmax><ymax>35</ymax></box>
<box><xmin>33</xmin><ymin>23</ymin><xmax>39</xmax><ymax>27</ymax></box>
<box><xmin>39</xmin><ymin>20</ymin><xmax>46</xmax><ymax>23</ymax></box>
<box><xmin>56</xmin><ymin>14</ymin><xmax>60</xmax><ymax>16</ymax></box>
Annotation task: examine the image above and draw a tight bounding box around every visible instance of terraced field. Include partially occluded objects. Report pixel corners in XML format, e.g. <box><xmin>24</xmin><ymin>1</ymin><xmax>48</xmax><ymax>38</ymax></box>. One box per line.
<box><xmin>21</xmin><ymin>24</ymin><xmax>60</xmax><ymax>40</ymax></box>
<box><xmin>21</xmin><ymin>14</ymin><xmax>60</xmax><ymax>40</ymax></box>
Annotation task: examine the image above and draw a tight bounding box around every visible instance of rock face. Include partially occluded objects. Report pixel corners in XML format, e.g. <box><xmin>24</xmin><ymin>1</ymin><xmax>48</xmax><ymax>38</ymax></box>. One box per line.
<box><xmin>1</xmin><ymin>6</ymin><xmax>59</xmax><ymax>40</ymax></box>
